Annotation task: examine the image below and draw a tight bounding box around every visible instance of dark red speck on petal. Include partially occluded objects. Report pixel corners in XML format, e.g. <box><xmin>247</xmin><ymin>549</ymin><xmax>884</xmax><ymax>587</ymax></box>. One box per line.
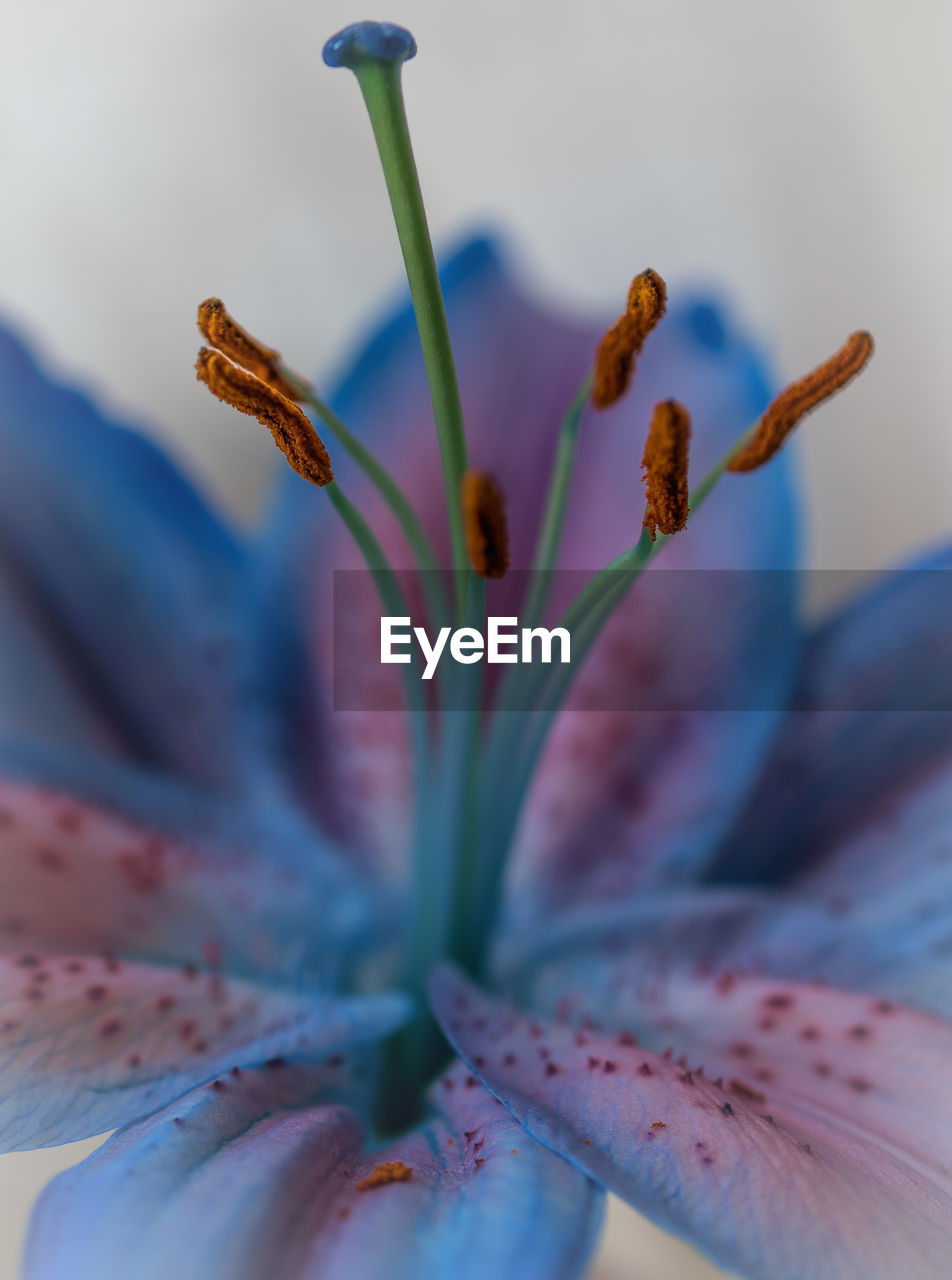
<box><xmin>35</xmin><ymin>848</ymin><xmax>67</xmax><ymax>873</ymax></box>
<box><xmin>764</xmin><ymin>993</ymin><xmax>794</xmax><ymax>1010</ymax></box>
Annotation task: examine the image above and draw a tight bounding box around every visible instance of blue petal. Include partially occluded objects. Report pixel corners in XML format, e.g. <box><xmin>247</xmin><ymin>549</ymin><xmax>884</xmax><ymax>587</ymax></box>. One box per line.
<box><xmin>25</xmin><ymin>1059</ymin><xmax>602</xmax><ymax>1280</ymax></box>
<box><xmin>714</xmin><ymin>543</ymin><xmax>952</xmax><ymax>885</ymax></box>
<box><xmin>0</xmin><ymin>555</ymin><xmax>119</xmax><ymax>754</ymax></box>
<box><xmin>0</xmin><ymin>321</ymin><xmax>259</xmax><ymax>788</ymax></box>
<box><xmin>431</xmin><ymin>966</ymin><xmax>952</xmax><ymax>1280</ymax></box>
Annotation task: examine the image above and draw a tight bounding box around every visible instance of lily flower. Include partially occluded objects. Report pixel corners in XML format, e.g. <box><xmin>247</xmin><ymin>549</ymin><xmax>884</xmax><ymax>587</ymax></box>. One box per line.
<box><xmin>2</xmin><ymin>19</ymin><xmax>949</xmax><ymax>1280</ymax></box>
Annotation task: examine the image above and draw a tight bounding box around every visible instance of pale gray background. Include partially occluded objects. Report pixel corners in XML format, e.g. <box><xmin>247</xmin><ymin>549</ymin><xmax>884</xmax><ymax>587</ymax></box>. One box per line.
<box><xmin>0</xmin><ymin>0</ymin><xmax>948</xmax><ymax>1275</ymax></box>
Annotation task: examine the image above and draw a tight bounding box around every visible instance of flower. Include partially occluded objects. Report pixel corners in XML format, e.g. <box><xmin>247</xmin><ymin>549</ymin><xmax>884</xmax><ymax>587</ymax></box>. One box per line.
<box><xmin>3</xmin><ymin>19</ymin><xmax>950</xmax><ymax>1280</ymax></box>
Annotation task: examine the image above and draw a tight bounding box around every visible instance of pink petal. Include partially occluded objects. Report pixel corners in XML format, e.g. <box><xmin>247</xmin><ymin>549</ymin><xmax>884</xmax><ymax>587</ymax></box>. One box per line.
<box><xmin>432</xmin><ymin>966</ymin><xmax>952</xmax><ymax>1279</ymax></box>
<box><xmin>0</xmin><ymin>775</ymin><xmax>358</xmax><ymax>979</ymax></box>
<box><xmin>25</xmin><ymin>1059</ymin><xmax>602</xmax><ymax>1280</ymax></box>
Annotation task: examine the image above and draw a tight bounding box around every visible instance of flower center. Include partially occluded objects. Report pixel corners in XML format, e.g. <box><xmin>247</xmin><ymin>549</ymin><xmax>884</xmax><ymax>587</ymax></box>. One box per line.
<box><xmin>194</xmin><ymin>18</ymin><xmax>875</xmax><ymax>1122</ymax></box>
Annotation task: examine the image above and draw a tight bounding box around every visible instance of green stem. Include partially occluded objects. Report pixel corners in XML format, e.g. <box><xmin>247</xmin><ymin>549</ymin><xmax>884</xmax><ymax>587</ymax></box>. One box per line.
<box><xmin>383</xmin><ymin>572</ymin><xmax>485</xmax><ymax>1124</ymax></box>
<box><xmin>349</xmin><ymin>59</ymin><xmax>470</xmax><ymax>609</ymax></box>
<box><xmin>282</xmin><ymin>366</ymin><xmax>450</xmax><ymax>629</ymax></box>
<box><xmin>324</xmin><ymin>482</ymin><xmax>429</xmax><ymax>769</ymax></box>
<box><xmin>443</xmin><ymin>576</ymin><xmax>487</xmax><ymax>975</ymax></box>
<box><xmin>522</xmin><ymin>370</ymin><xmax>593</xmax><ymax>629</ymax></box>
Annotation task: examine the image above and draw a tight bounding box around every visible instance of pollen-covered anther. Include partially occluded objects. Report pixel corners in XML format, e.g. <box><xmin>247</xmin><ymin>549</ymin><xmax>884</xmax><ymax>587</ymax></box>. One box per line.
<box><xmin>727</xmin><ymin>330</ymin><xmax>874</xmax><ymax>472</ymax></box>
<box><xmin>197</xmin><ymin>298</ymin><xmax>303</xmax><ymax>402</ymax></box>
<box><xmin>592</xmin><ymin>269</ymin><xmax>668</xmax><ymax>410</ymax></box>
<box><xmin>355</xmin><ymin>1160</ymin><xmax>414</xmax><ymax>1192</ymax></box>
<box><xmin>461</xmin><ymin>469</ymin><xmax>511</xmax><ymax>579</ymax></box>
<box><xmin>642</xmin><ymin>399</ymin><xmax>691</xmax><ymax>539</ymax></box>
<box><xmin>195</xmin><ymin>347</ymin><xmax>333</xmax><ymax>487</ymax></box>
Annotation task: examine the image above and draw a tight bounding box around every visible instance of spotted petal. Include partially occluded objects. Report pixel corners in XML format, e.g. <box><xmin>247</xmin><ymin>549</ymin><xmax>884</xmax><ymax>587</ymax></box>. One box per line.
<box><xmin>431</xmin><ymin>966</ymin><xmax>952</xmax><ymax>1280</ymax></box>
<box><xmin>0</xmin><ymin>762</ymin><xmax>383</xmax><ymax>979</ymax></box>
<box><xmin>0</xmin><ymin>321</ymin><xmax>258</xmax><ymax>788</ymax></box>
<box><xmin>0</xmin><ymin>948</ymin><xmax>408</xmax><ymax>1152</ymax></box>
<box><xmin>25</xmin><ymin>1059</ymin><xmax>602</xmax><ymax>1280</ymax></box>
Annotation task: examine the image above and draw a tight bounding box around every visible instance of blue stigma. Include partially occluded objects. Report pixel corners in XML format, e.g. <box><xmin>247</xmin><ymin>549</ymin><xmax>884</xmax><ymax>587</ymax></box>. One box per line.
<box><xmin>322</xmin><ymin>21</ymin><xmax>417</xmax><ymax>70</ymax></box>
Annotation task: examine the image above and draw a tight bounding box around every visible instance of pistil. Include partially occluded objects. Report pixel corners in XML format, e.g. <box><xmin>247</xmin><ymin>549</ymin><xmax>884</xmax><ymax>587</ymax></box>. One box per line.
<box><xmin>324</xmin><ymin>23</ymin><xmax>472</xmax><ymax>611</ymax></box>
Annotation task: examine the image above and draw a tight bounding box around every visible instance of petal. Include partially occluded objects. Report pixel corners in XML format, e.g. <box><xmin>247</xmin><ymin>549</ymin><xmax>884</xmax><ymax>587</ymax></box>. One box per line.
<box><xmin>431</xmin><ymin>966</ymin><xmax>952</xmax><ymax>1280</ymax></box>
<box><xmin>0</xmin><ymin>321</ymin><xmax>257</xmax><ymax>788</ymax></box>
<box><xmin>714</xmin><ymin>546</ymin><xmax>952</xmax><ymax>885</ymax></box>
<box><xmin>0</xmin><ymin>762</ymin><xmax>383</xmax><ymax>980</ymax></box>
<box><xmin>499</xmin><ymin>879</ymin><xmax>952</xmax><ymax>1037</ymax></box>
<box><xmin>0</xmin><ymin>554</ymin><xmax>120</xmax><ymax>755</ymax></box>
<box><xmin>0</xmin><ymin>951</ymin><xmax>408</xmax><ymax>1151</ymax></box>
<box><xmin>510</xmin><ymin>295</ymin><xmax>800</xmax><ymax>917</ymax></box>
<box><xmin>734</xmin><ymin>758</ymin><xmax>952</xmax><ymax>1019</ymax></box>
<box><xmin>25</xmin><ymin>1059</ymin><xmax>602</xmax><ymax>1280</ymax></box>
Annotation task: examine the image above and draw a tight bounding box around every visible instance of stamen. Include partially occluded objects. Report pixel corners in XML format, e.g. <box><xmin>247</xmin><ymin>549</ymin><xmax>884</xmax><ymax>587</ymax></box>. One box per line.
<box><xmin>642</xmin><ymin>399</ymin><xmax>691</xmax><ymax>538</ymax></box>
<box><xmin>197</xmin><ymin>298</ymin><xmax>302</xmax><ymax>402</ymax></box>
<box><xmin>727</xmin><ymin>330</ymin><xmax>874</xmax><ymax>472</ymax></box>
<box><xmin>461</xmin><ymin>469</ymin><xmax>510</xmax><ymax>579</ymax></box>
<box><xmin>195</xmin><ymin>347</ymin><xmax>333</xmax><ymax>486</ymax></box>
<box><xmin>592</xmin><ymin>269</ymin><xmax>668</xmax><ymax>410</ymax></box>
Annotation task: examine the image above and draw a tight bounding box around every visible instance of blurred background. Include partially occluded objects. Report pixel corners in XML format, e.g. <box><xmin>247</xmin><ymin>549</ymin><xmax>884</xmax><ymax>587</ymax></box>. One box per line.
<box><xmin>0</xmin><ymin>0</ymin><xmax>948</xmax><ymax>1275</ymax></box>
